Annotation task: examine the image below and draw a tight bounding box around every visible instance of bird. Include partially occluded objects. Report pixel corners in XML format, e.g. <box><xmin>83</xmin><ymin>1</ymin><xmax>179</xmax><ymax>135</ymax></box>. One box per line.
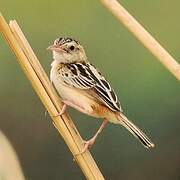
<box><xmin>47</xmin><ymin>37</ymin><xmax>155</xmax><ymax>154</ymax></box>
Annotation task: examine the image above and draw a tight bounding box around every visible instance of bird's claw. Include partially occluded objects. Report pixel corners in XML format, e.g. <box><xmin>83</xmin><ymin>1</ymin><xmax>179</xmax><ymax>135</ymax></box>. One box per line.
<box><xmin>53</xmin><ymin>104</ymin><xmax>67</xmax><ymax>117</ymax></box>
<box><xmin>75</xmin><ymin>138</ymin><xmax>96</xmax><ymax>156</ymax></box>
<box><xmin>53</xmin><ymin>112</ymin><xmax>63</xmax><ymax>117</ymax></box>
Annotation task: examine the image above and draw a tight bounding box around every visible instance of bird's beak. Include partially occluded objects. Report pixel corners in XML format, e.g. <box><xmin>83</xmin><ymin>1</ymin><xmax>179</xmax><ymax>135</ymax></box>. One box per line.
<box><xmin>47</xmin><ymin>44</ymin><xmax>65</xmax><ymax>53</ymax></box>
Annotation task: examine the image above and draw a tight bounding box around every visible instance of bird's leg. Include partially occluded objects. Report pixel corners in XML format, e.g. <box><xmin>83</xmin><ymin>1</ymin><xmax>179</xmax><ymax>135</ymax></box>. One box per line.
<box><xmin>78</xmin><ymin>118</ymin><xmax>108</xmax><ymax>155</ymax></box>
<box><xmin>54</xmin><ymin>103</ymin><xmax>67</xmax><ymax>117</ymax></box>
<box><xmin>59</xmin><ymin>103</ymin><xmax>67</xmax><ymax>115</ymax></box>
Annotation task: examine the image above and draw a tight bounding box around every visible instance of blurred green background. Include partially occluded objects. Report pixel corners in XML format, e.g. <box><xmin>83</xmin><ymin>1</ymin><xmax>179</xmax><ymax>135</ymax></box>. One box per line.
<box><xmin>0</xmin><ymin>0</ymin><xmax>180</xmax><ymax>179</ymax></box>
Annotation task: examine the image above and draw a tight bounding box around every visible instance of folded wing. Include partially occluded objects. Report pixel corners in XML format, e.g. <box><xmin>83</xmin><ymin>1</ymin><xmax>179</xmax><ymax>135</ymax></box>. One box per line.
<box><xmin>59</xmin><ymin>62</ymin><xmax>122</xmax><ymax>112</ymax></box>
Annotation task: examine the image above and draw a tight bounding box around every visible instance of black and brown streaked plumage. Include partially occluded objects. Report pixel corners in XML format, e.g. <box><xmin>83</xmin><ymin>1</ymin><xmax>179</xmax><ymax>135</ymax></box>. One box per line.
<box><xmin>47</xmin><ymin>37</ymin><xmax>155</xmax><ymax>153</ymax></box>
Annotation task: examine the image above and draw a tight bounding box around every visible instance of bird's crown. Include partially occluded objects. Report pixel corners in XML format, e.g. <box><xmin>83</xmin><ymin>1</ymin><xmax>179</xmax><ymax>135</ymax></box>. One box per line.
<box><xmin>54</xmin><ymin>37</ymin><xmax>79</xmax><ymax>46</ymax></box>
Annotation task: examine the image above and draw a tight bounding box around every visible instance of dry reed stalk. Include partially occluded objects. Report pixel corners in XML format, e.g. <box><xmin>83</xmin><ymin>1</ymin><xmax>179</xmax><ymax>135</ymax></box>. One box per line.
<box><xmin>100</xmin><ymin>0</ymin><xmax>180</xmax><ymax>80</ymax></box>
<box><xmin>0</xmin><ymin>13</ymin><xmax>104</xmax><ymax>180</ymax></box>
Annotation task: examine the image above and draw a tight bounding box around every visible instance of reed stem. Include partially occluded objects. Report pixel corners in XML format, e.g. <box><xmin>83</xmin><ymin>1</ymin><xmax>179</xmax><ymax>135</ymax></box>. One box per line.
<box><xmin>100</xmin><ymin>0</ymin><xmax>180</xmax><ymax>80</ymax></box>
<box><xmin>0</xmin><ymin>13</ymin><xmax>104</xmax><ymax>180</ymax></box>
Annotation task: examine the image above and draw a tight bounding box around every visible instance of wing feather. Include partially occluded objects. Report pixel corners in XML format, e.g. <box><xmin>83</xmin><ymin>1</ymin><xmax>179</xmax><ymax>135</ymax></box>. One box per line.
<box><xmin>59</xmin><ymin>63</ymin><xmax>122</xmax><ymax>112</ymax></box>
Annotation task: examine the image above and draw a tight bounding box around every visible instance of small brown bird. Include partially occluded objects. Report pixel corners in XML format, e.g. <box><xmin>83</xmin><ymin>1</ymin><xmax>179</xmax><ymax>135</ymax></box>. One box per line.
<box><xmin>47</xmin><ymin>37</ymin><xmax>155</xmax><ymax>153</ymax></box>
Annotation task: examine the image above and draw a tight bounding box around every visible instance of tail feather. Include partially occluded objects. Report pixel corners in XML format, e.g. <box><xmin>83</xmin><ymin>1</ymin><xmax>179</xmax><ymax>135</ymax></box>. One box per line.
<box><xmin>119</xmin><ymin>113</ymin><xmax>155</xmax><ymax>148</ymax></box>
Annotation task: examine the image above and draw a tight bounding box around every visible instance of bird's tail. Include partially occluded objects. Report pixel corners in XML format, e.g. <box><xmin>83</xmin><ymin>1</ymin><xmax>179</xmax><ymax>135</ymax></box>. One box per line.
<box><xmin>118</xmin><ymin>113</ymin><xmax>155</xmax><ymax>148</ymax></box>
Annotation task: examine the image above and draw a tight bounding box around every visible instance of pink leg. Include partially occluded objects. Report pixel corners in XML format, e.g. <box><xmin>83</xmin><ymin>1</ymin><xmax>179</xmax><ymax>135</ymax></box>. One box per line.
<box><xmin>54</xmin><ymin>103</ymin><xmax>67</xmax><ymax>117</ymax></box>
<box><xmin>77</xmin><ymin>118</ymin><xmax>109</xmax><ymax>155</ymax></box>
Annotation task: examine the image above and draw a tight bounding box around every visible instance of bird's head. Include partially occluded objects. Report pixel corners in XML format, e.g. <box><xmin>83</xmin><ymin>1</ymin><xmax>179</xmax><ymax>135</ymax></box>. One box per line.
<box><xmin>47</xmin><ymin>37</ymin><xmax>87</xmax><ymax>63</ymax></box>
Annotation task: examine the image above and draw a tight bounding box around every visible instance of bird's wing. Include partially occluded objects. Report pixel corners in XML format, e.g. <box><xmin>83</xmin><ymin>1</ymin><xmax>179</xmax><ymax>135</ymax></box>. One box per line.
<box><xmin>59</xmin><ymin>62</ymin><xmax>122</xmax><ymax>112</ymax></box>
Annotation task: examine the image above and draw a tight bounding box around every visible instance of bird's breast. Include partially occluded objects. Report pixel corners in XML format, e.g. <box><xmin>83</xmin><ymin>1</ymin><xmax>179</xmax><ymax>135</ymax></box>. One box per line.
<box><xmin>50</xmin><ymin>66</ymin><xmax>96</xmax><ymax>115</ymax></box>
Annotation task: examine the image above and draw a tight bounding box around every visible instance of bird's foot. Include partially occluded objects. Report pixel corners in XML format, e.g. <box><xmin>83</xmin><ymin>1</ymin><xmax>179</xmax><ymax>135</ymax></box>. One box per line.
<box><xmin>75</xmin><ymin>119</ymin><xmax>108</xmax><ymax>156</ymax></box>
<box><xmin>83</xmin><ymin>137</ymin><xmax>96</xmax><ymax>152</ymax></box>
<box><xmin>75</xmin><ymin>137</ymin><xmax>96</xmax><ymax>156</ymax></box>
<box><xmin>53</xmin><ymin>104</ymin><xmax>67</xmax><ymax>117</ymax></box>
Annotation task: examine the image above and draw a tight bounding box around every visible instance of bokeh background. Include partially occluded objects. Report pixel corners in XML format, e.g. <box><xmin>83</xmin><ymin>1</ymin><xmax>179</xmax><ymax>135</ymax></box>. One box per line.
<box><xmin>0</xmin><ymin>0</ymin><xmax>180</xmax><ymax>179</ymax></box>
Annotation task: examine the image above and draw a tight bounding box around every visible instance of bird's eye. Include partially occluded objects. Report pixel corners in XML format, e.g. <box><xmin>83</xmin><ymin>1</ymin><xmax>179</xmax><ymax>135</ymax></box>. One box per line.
<box><xmin>69</xmin><ymin>45</ymin><xmax>75</xmax><ymax>51</ymax></box>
